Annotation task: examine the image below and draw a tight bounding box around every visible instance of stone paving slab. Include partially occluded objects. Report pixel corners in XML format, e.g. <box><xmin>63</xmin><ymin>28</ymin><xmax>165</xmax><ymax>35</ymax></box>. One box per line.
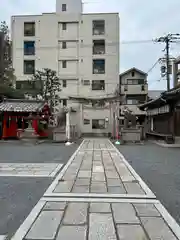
<box><xmin>44</xmin><ymin>139</ymin><xmax>153</xmax><ymax>197</ymax></box>
<box><xmin>11</xmin><ymin>139</ymin><xmax>180</xmax><ymax>240</ymax></box>
<box><xmin>0</xmin><ymin>163</ymin><xmax>63</xmax><ymax>177</ymax></box>
<box><xmin>13</xmin><ymin>199</ymin><xmax>180</xmax><ymax>240</ymax></box>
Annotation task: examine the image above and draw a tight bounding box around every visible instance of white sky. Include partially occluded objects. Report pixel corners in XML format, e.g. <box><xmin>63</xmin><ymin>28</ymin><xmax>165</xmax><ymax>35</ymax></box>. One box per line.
<box><xmin>2</xmin><ymin>0</ymin><xmax>180</xmax><ymax>90</ymax></box>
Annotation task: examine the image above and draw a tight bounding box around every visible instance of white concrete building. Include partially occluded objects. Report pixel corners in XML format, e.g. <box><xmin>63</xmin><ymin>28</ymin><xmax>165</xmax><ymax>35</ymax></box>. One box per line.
<box><xmin>11</xmin><ymin>0</ymin><xmax>119</xmax><ymax>136</ymax></box>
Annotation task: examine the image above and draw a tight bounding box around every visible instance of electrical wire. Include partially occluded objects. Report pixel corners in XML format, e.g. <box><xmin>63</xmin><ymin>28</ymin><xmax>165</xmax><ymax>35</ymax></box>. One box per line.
<box><xmin>58</xmin><ymin>80</ymin><xmax>162</xmax><ymax>85</ymax></box>
<box><xmin>16</xmin><ymin>39</ymin><xmax>156</xmax><ymax>51</ymax></box>
<box><xmin>146</xmin><ymin>59</ymin><xmax>159</xmax><ymax>74</ymax></box>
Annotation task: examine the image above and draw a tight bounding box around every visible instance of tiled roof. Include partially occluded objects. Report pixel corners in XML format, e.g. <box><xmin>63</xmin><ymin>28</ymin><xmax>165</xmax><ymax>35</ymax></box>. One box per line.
<box><xmin>120</xmin><ymin>67</ymin><xmax>147</xmax><ymax>77</ymax></box>
<box><xmin>0</xmin><ymin>99</ymin><xmax>45</xmax><ymax>112</ymax></box>
<box><xmin>139</xmin><ymin>86</ymin><xmax>180</xmax><ymax>110</ymax></box>
<box><xmin>148</xmin><ymin>90</ymin><xmax>164</xmax><ymax>100</ymax></box>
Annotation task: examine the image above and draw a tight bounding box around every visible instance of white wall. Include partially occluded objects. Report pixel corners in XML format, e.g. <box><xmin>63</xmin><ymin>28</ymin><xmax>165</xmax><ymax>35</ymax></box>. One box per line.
<box><xmin>79</xmin><ymin>13</ymin><xmax>119</xmax><ymax>96</ymax></box>
<box><xmin>58</xmin><ymin>60</ymin><xmax>79</xmax><ymax>77</ymax></box>
<box><xmin>56</xmin><ymin>0</ymin><xmax>82</xmax><ymax>14</ymax></box>
<box><xmin>58</xmin><ymin>41</ymin><xmax>78</xmax><ymax>59</ymax></box>
<box><xmin>58</xmin><ymin>22</ymin><xmax>79</xmax><ymax>41</ymax></box>
<box><xmin>61</xmin><ymin>79</ymin><xmax>79</xmax><ymax>97</ymax></box>
<box><xmin>82</xmin><ymin>108</ymin><xmax>111</xmax><ymax>133</ymax></box>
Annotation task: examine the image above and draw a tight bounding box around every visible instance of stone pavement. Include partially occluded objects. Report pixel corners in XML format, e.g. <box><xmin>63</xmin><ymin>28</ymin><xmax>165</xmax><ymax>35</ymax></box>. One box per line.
<box><xmin>0</xmin><ymin>163</ymin><xmax>63</xmax><ymax>177</ymax></box>
<box><xmin>11</xmin><ymin>139</ymin><xmax>180</xmax><ymax>240</ymax></box>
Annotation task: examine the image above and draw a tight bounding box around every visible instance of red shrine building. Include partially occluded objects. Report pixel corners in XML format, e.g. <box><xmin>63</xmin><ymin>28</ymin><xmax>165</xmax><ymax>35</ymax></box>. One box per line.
<box><xmin>0</xmin><ymin>99</ymin><xmax>51</xmax><ymax>140</ymax></box>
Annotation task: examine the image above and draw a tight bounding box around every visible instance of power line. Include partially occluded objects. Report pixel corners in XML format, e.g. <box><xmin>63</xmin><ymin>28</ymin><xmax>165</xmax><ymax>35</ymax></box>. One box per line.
<box><xmin>121</xmin><ymin>39</ymin><xmax>154</xmax><ymax>44</ymax></box>
<box><xmin>58</xmin><ymin>80</ymin><xmax>163</xmax><ymax>85</ymax></box>
<box><xmin>15</xmin><ymin>39</ymin><xmax>156</xmax><ymax>51</ymax></box>
<box><xmin>146</xmin><ymin>59</ymin><xmax>159</xmax><ymax>74</ymax></box>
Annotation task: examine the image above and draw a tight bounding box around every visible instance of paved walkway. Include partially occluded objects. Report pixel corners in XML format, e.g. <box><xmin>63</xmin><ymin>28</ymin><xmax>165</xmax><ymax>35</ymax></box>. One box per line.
<box><xmin>0</xmin><ymin>163</ymin><xmax>63</xmax><ymax>177</ymax></box>
<box><xmin>11</xmin><ymin>139</ymin><xmax>180</xmax><ymax>240</ymax></box>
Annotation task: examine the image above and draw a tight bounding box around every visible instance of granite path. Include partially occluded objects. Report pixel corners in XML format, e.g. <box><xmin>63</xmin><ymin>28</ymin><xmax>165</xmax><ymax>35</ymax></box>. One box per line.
<box><xmin>11</xmin><ymin>139</ymin><xmax>180</xmax><ymax>240</ymax></box>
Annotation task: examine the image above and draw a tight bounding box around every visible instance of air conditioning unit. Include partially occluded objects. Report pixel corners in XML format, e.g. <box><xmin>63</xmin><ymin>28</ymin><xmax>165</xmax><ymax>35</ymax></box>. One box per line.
<box><xmin>82</xmin><ymin>80</ymin><xmax>90</xmax><ymax>86</ymax></box>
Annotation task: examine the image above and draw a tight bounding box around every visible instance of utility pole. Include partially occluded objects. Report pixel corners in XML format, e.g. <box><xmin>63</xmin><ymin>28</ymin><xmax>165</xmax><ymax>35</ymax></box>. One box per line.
<box><xmin>165</xmin><ymin>37</ymin><xmax>170</xmax><ymax>91</ymax></box>
<box><xmin>155</xmin><ymin>34</ymin><xmax>180</xmax><ymax>91</ymax></box>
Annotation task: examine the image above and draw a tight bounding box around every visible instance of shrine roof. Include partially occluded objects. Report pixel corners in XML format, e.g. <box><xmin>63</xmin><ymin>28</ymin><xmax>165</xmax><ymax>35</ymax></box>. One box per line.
<box><xmin>0</xmin><ymin>99</ymin><xmax>46</xmax><ymax>112</ymax></box>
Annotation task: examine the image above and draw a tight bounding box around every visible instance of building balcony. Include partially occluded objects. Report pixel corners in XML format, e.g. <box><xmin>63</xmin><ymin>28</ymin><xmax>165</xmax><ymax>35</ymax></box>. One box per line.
<box><xmin>93</xmin><ymin>40</ymin><xmax>105</xmax><ymax>55</ymax></box>
<box><xmin>120</xmin><ymin>84</ymin><xmax>148</xmax><ymax>95</ymax></box>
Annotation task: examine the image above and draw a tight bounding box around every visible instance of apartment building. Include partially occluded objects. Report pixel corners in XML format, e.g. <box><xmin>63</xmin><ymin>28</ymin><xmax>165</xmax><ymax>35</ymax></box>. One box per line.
<box><xmin>119</xmin><ymin>68</ymin><xmax>148</xmax><ymax>125</ymax></box>
<box><xmin>11</xmin><ymin>0</ymin><xmax>119</xmax><ymax>136</ymax></box>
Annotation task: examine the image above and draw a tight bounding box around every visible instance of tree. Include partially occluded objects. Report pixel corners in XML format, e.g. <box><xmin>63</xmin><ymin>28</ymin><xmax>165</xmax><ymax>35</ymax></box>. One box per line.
<box><xmin>28</xmin><ymin>68</ymin><xmax>61</xmax><ymax>111</ymax></box>
<box><xmin>0</xmin><ymin>21</ymin><xmax>23</xmax><ymax>100</ymax></box>
<box><xmin>0</xmin><ymin>21</ymin><xmax>16</xmax><ymax>86</ymax></box>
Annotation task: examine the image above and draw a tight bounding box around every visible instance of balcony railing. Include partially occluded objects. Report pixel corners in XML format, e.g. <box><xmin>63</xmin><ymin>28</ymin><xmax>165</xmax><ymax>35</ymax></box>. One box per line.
<box><xmin>93</xmin><ymin>46</ymin><xmax>105</xmax><ymax>55</ymax></box>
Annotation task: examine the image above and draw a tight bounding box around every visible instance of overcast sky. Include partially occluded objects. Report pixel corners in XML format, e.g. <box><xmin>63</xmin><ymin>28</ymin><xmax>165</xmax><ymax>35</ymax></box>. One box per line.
<box><xmin>1</xmin><ymin>0</ymin><xmax>180</xmax><ymax>90</ymax></box>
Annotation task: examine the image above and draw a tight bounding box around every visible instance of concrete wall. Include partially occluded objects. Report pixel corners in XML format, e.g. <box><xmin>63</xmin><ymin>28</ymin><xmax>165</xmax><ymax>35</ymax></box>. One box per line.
<box><xmin>56</xmin><ymin>0</ymin><xmax>82</xmax><ymax>14</ymax></box>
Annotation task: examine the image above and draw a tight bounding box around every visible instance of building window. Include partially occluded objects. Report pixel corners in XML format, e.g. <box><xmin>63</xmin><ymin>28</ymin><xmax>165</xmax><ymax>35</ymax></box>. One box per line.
<box><xmin>139</xmin><ymin>79</ymin><xmax>145</xmax><ymax>84</ymax></box>
<box><xmin>124</xmin><ymin>85</ymin><xmax>128</xmax><ymax>91</ymax></box>
<box><xmin>93</xmin><ymin>40</ymin><xmax>105</xmax><ymax>55</ymax></box>
<box><xmin>24</xmin><ymin>60</ymin><xmax>35</xmax><ymax>75</ymax></box>
<box><xmin>24</xmin><ymin>41</ymin><xmax>35</xmax><ymax>55</ymax></box>
<box><xmin>93</xmin><ymin>59</ymin><xmax>105</xmax><ymax>74</ymax></box>
<box><xmin>127</xmin><ymin>79</ymin><xmax>139</xmax><ymax>85</ymax></box>
<box><xmin>92</xmin><ymin>119</ymin><xmax>105</xmax><ymax>129</ymax></box>
<box><xmin>62</xmin><ymin>80</ymin><xmax>67</xmax><ymax>87</ymax></box>
<box><xmin>62</xmin><ymin>41</ymin><xmax>67</xmax><ymax>49</ymax></box>
<box><xmin>62</xmin><ymin>23</ymin><xmax>67</xmax><ymax>30</ymax></box>
<box><xmin>84</xmin><ymin>119</ymin><xmax>90</xmax><ymax>125</ymax></box>
<box><xmin>141</xmin><ymin>85</ymin><xmax>145</xmax><ymax>91</ymax></box>
<box><xmin>92</xmin><ymin>80</ymin><xmax>105</xmax><ymax>90</ymax></box>
<box><xmin>62</xmin><ymin>61</ymin><xmax>67</xmax><ymax>68</ymax></box>
<box><xmin>131</xmin><ymin>71</ymin><xmax>135</xmax><ymax>77</ymax></box>
<box><xmin>63</xmin><ymin>99</ymin><xmax>67</xmax><ymax>106</ymax></box>
<box><xmin>126</xmin><ymin>99</ymin><xmax>138</xmax><ymax>105</ymax></box>
<box><xmin>24</xmin><ymin>22</ymin><xmax>35</xmax><ymax>36</ymax></box>
<box><xmin>62</xmin><ymin>4</ymin><xmax>67</xmax><ymax>11</ymax></box>
<box><xmin>93</xmin><ymin>20</ymin><xmax>105</xmax><ymax>35</ymax></box>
